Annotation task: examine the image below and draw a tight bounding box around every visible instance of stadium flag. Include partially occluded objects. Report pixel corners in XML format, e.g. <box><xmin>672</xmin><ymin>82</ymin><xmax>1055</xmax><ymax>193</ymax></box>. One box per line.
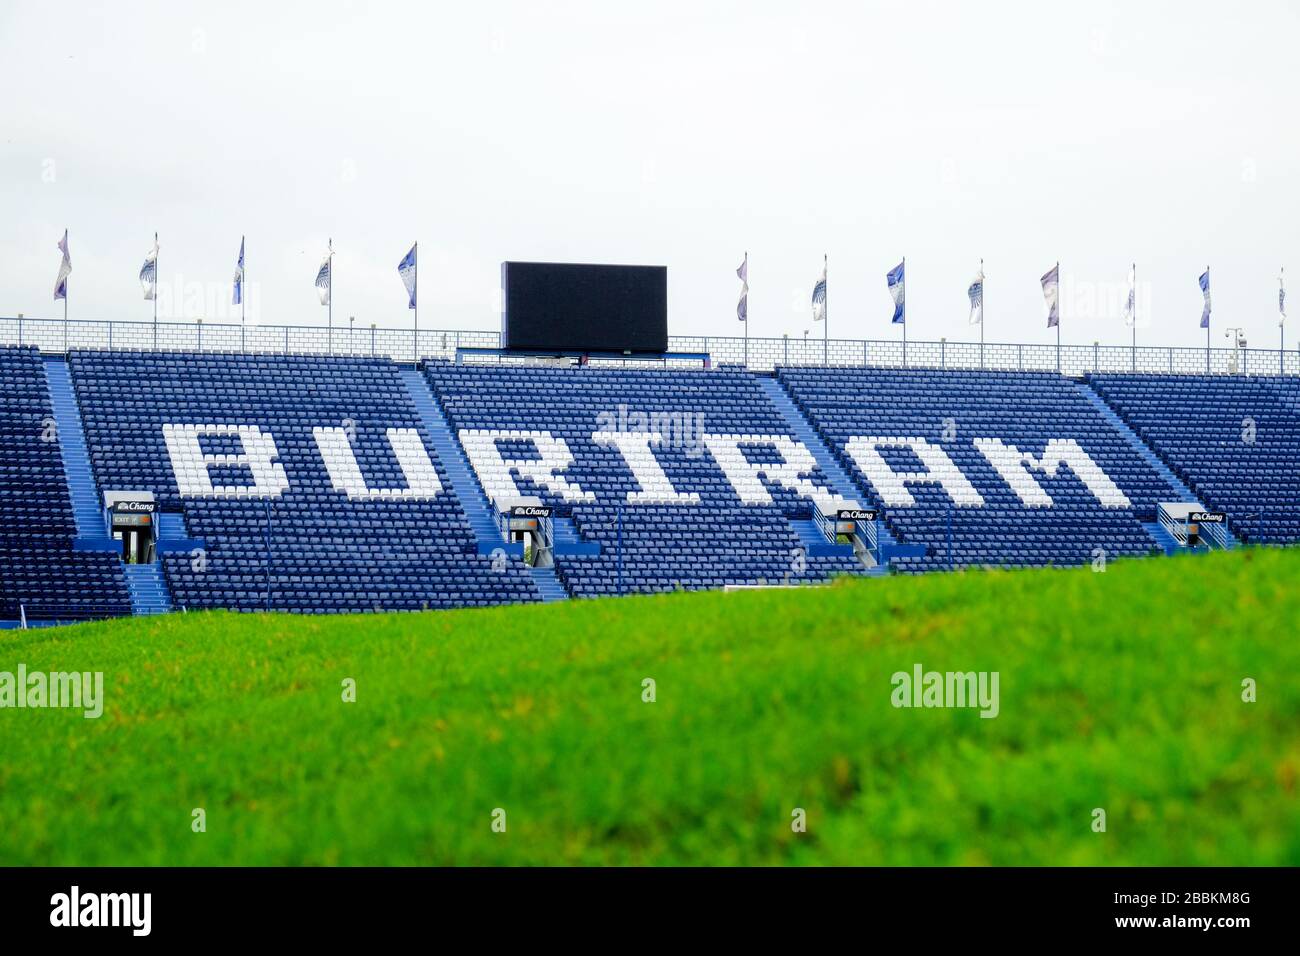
<box><xmin>1199</xmin><ymin>267</ymin><xmax>1211</xmax><ymax>329</ymax></box>
<box><xmin>233</xmin><ymin>237</ymin><xmax>245</xmax><ymax>306</ymax></box>
<box><xmin>53</xmin><ymin>229</ymin><xmax>71</xmax><ymax>300</ymax></box>
<box><xmin>1124</xmin><ymin>263</ymin><xmax>1136</xmax><ymax>327</ymax></box>
<box><xmin>1280</xmin><ymin>268</ymin><xmax>1286</xmax><ymax>323</ymax></box>
<box><xmin>1041</xmin><ymin>263</ymin><xmax>1060</xmax><ymax>328</ymax></box>
<box><xmin>811</xmin><ymin>259</ymin><xmax>827</xmax><ymax>322</ymax></box>
<box><xmin>398</xmin><ymin>243</ymin><xmax>417</xmax><ymax>309</ymax></box>
<box><xmin>736</xmin><ymin>253</ymin><xmax>748</xmax><ymax>322</ymax></box>
<box><xmin>887</xmin><ymin>260</ymin><xmax>905</xmax><ymax>324</ymax></box>
<box><xmin>140</xmin><ymin>234</ymin><xmax>159</xmax><ymax>301</ymax></box>
<box><xmin>316</xmin><ymin>246</ymin><xmax>332</xmax><ymax>306</ymax></box>
<box><xmin>967</xmin><ymin>263</ymin><xmax>984</xmax><ymax>325</ymax></box>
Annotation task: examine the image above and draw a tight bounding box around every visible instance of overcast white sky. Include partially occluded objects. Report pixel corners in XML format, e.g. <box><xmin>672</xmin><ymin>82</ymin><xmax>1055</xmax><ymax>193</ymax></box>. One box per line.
<box><xmin>1</xmin><ymin>1</ymin><xmax>1296</xmax><ymax>349</ymax></box>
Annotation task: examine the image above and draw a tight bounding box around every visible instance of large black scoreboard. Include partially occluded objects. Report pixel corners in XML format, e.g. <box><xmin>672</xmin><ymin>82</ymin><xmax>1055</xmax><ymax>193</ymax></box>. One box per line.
<box><xmin>501</xmin><ymin>261</ymin><xmax>668</xmax><ymax>354</ymax></box>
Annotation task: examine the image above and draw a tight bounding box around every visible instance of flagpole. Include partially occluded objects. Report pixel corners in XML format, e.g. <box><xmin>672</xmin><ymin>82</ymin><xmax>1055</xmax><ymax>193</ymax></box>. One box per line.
<box><xmin>63</xmin><ymin>230</ymin><xmax>69</xmax><ymax>355</ymax></box>
<box><xmin>328</xmin><ymin>238</ymin><xmax>334</xmax><ymax>356</ymax></box>
<box><xmin>414</xmin><ymin>241</ymin><xmax>419</xmax><ymax>368</ymax></box>
<box><xmin>743</xmin><ymin>251</ymin><xmax>748</xmax><ymax>370</ymax></box>
<box><xmin>1131</xmin><ymin>262</ymin><xmax>1136</xmax><ymax>372</ymax></box>
<box><xmin>979</xmin><ymin>258</ymin><xmax>984</xmax><ymax>370</ymax></box>
<box><xmin>153</xmin><ymin>232</ymin><xmax>159</xmax><ymax>350</ymax></box>
<box><xmin>1205</xmin><ymin>264</ymin><xmax>1210</xmax><ymax>374</ymax></box>
<box><xmin>1279</xmin><ymin>269</ymin><xmax>1289</xmax><ymax>377</ymax></box>
<box><xmin>241</xmin><ymin>236</ymin><xmax>247</xmax><ymax>353</ymax></box>
<box><xmin>823</xmin><ymin>253</ymin><xmax>828</xmax><ymax>367</ymax></box>
<box><xmin>63</xmin><ymin>234</ymin><xmax>68</xmax><ymax>354</ymax></box>
<box><xmin>1274</xmin><ymin>269</ymin><xmax>1284</xmax><ymax>377</ymax></box>
<box><xmin>1055</xmin><ymin>261</ymin><xmax>1061</xmax><ymax>373</ymax></box>
<box><xmin>902</xmin><ymin>256</ymin><xmax>907</xmax><ymax>368</ymax></box>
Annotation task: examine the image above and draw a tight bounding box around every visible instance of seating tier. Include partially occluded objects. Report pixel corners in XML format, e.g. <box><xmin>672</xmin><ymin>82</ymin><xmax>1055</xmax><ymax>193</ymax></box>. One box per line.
<box><xmin>69</xmin><ymin>351</ymin><xmax>539</xmax><ymax>612</ymax></box>
<box><xmin>0</xmin><ymin>347</ymin><xmax>130</xmax><ymax>620</ymax></box>
<box><xmin>425</xmin><ymin>362</ymin><xmax>864</xmax><ymax>596</ymax></box>
<box><xmin>778</xmin><ymin>367</ymin><xmax>1180</xmax><ymax>571</ymax></box>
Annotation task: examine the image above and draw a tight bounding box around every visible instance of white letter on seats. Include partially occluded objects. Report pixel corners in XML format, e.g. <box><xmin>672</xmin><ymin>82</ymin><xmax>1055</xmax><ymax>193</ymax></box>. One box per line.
<box><xmin>594</xmin><ymin>431</ymin><xmax>699</xmax><ymax>505</ymax></box>
<box><xmin>704</xmin><ymin>434</ymin><xmax>857</xmax><ymax>513</ymax></box>
<box><xmin>974</xmin><ymin>437</ymin><xmax>1130</xmax><ymax>508</ymax></box>
<box><xmin>843</xmin><ymin>436</ymin><xmax>983</xmax><ymax>508</ymax></box>
<box><xmin>459</xmin><ymin>429</ymin><xmax>595</xmax><ymax>505</ymax></box>
<box><xmin>313</xmin><ymin>427</ymin><xmax>443</xmax><ymax>499</ymax></box>
<box><xmin>162</xmin><ymin>424</ymin><xmax>289</xmax><ymax>498</ymax></box>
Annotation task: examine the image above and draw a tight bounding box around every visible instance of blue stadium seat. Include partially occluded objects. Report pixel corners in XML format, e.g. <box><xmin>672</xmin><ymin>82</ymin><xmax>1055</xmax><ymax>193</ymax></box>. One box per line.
<box><xmin>777</xmin><ymin>366</ymin><xmax>1183</xmax><ymax>571</ymax></box>
<box><xmin>68</xmin><ymin>350</ymin><xmax>540</xmax><ymax>612</ymax></box>
<box><xmin>6</xmin><ymin>345</ymin><xmax>1291</xmax><ymax>620</ymax></box>
<box><xmin>425</xmin><ymin>361</ymin><xmax>865</xmax><ymax>597</ymax></box>
<box><xmin>1090</xmin><ymin>373</ymin><xmax>1300</xmax><ymax>543</ymax></box>
<box><xmin>0</xmin><ymin>346</ymin><xmax>131</xmax><ymax>621</ymax></box>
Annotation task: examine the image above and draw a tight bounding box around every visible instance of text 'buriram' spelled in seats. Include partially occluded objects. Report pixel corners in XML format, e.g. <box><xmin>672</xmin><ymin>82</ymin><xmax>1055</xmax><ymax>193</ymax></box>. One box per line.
<box><xmin>160</xmin><ymin>421</ymin><xmax>1134</xmax><ymax>512</ymax></box>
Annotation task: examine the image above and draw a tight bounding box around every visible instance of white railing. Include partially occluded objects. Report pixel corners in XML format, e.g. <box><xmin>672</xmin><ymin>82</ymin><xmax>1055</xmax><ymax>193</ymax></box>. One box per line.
<box><xmin>2</xmin><ymin>314</ymin><xmax>1297</xmax><ymax>377</ymax></box>
<box><xmin>1158</xmin><ymin>504</ymin><xmax>1187</xmax><ymax>546</ymax></box>
<box><xmin>1197</xmin><ymin>517</ymin><xmax>1232</xmax><ymax>550</ymax></box>
<box><xmin>1158</xmin><ymin>504</ymin><xmax>1232</xmax><ymax>550</ymax></box>
<box><xmin>813</xmin><ymin>507</ymin><xmax>880</xmax><ymax>560</ymax></box>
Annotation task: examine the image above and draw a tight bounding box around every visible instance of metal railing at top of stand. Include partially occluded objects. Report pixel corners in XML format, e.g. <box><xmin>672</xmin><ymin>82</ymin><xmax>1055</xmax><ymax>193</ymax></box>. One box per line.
<box><xmin>3</xmin><ymin>315</ymin><xmax>1298</xmax><ymax>377</ymax></box>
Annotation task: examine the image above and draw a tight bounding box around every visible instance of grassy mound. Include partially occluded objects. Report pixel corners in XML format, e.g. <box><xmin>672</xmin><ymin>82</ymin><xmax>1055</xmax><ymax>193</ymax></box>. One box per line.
<box><xmin>2</xmin><ymin>548</ymin><xmax>1297</xmax><ymax>865</ymax></box>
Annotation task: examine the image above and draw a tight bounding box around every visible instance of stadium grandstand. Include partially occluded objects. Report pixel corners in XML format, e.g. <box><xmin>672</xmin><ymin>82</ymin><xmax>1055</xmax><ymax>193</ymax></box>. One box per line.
<box><xmin>2</xmin><ymin>308</ymin><xmax>1296</xmax><ymax>626</ymax></box>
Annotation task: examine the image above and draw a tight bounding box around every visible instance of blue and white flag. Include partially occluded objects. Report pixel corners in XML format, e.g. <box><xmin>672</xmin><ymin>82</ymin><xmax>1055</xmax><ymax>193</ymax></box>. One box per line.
<box><xmin>811</xmin><ymin>259</ymin><xmax>827</xmax><ymax>322</ymax></box>
<box><xmin>53</xmin><ymin>229</ymin><xmax>71</xmax><ymax>301</ymax></box>
<box><xmin>1124</xmin><ymin>263</ymin><xmax>1136</xmax><ymax>327</ymax></box>
<box><xmin>233</xmin><ymin>236</ymin><xmax>245</xmax><ymax>306</ymax></box>
<box><xmin>967</xmin><ymin>263</ymin><xmax>983</xmax><ymax>325</ymax></box>
<box><xmin>1199</xmin><ymin>268</ymin><xmax>1211</xmax><ymax>329</ymax></box>
<box><xmin>736</xmin><ymin>253</ymin><xmax>748</xmax><ymax>323</ymax></box>
<box><xmin>1280</xmin><ymin>269</ymin><xmax>1287</xmax><ymax>323</ymax></box>
<box><xmin>140</xmin><ymin>234</ymin><xmax>159</xmax><ymax>301</ymax></box>
<box><xmin>398</xmin><ymin>243</ymin><xmax>417</xmax><ymax>309</ymax></box>
<box><xmin>887</xmin><ymin>260</ymin><xmax>905</xmax><ymax>324</ymax></box>
<box><xmin>316</xmin><ymin>242</ymin><xmax>332</xmax><ymax>306</ymax></box>
<box><xmin>1042</xmin><ymin>263</ymin><xmax>1060</xmax><ymax>328</ymax></box>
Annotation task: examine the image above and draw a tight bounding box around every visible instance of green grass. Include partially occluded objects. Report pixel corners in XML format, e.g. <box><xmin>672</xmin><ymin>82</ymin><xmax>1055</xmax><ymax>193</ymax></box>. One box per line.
<box><xmin>2</xmin><ymin>548</ymin><xmax>1298</xmax><ymax>865</ymax></box>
